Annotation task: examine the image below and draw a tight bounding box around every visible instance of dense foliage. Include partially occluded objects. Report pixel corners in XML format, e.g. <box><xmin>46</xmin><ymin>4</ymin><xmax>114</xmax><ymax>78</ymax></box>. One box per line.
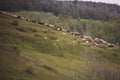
<box><xmin>0</xmin><ymin>0</ymin><xmax>120</xmax><ymax>21</ymax></box>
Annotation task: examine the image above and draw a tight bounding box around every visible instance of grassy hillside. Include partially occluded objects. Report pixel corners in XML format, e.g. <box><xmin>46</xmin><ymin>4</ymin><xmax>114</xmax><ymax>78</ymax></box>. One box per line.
<box><xmin>0</xmin><ymin>13</ymin><xmax>120</xmax><ymax>80</ymax></box>
<box><xmin>13</xmin><ymin>11</ymin><xmax>120</xmax><ymax>43</ymax></box>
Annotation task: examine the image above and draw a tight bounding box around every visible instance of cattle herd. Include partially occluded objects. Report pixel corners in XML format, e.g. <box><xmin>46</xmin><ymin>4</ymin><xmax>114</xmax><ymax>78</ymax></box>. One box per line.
<box><xmin>0</xmin><ymin>11</ymin><xmax>120</xmax><ymax>48</ymax></box>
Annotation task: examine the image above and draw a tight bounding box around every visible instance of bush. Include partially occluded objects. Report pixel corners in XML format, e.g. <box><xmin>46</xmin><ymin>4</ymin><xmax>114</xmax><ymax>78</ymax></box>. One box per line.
<box><xmin>11</xmin><ymin>20</ymin><xmax>19</xmax><ymax>26</ymax></box>
<box><xmin>25</xmin><ymin>67</ymin><xmax>37</xmax><ymax>74</ymax></box>
<box><xmin>113</xmin><ymin>53</ymin><xmax>118</xmax><ymax>57</ymax></box>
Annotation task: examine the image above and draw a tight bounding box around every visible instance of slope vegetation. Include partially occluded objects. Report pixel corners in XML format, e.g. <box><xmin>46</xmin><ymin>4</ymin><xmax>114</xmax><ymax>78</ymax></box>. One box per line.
<box><xmin>0</xmin><ymin>13</ymin><xmax>120</xmax><ymax>80</ymax></box>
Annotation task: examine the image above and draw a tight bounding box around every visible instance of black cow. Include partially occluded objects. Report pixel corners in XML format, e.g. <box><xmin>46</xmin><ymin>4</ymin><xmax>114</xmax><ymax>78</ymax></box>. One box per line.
<box><xmin>38</xmin><ymin>22</ymin><xmax>44</xmax><ymax>25</ymax></box>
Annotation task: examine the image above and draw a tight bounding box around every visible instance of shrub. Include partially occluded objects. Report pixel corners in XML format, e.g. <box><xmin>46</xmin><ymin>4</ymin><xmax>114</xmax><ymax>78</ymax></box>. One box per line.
<box><xmin>113</xmin><ymin>53</ymin><xmax>118</xmax><ymax>57</ymax></box>
<box><xmin>11</xmin><ymin>20</ymin><xmax>19</xmax><ymax>26</ymax></box>
<box><xmin>25</xmin><ymin>67</ymin><xmax>37</xmax><ymax>74</ymax></box>
<box><xmin>13</xmin><ymin>47</ymin><xmax>21</xmax><ymax>55</ymax></box>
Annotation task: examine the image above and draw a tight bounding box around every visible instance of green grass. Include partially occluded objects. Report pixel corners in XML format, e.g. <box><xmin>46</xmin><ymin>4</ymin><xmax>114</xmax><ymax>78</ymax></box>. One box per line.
<box><xmin>0</xmin><ymin>13</ymin><xmax>120</xmax><ymax>80</ymax></box>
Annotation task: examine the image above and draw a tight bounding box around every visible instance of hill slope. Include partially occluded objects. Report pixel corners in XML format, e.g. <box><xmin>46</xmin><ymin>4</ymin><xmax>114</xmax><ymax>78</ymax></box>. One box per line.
<box><xmin>12</xmin><ymin>11</ymin><xmax>120</xmax><ymax>43</ymax></box>
<box><xmin>0</xmin><ymin>13</ymin><xmax>120</xmax><ymax>80</ymax></box>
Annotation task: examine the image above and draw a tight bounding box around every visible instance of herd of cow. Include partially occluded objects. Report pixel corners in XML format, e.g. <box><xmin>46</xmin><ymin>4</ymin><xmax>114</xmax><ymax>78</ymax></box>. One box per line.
<box><xmin>0</xmin><ymin>11</ymin><xmax>120</xmax><ymax>48</ymax></box>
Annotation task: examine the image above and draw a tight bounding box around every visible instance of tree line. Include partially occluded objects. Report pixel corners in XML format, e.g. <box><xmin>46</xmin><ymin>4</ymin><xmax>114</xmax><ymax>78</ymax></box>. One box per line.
<box><xmin>0</xmin><ymin>0</ymin><xmax>120</xmax><ymax>21</ymax></box>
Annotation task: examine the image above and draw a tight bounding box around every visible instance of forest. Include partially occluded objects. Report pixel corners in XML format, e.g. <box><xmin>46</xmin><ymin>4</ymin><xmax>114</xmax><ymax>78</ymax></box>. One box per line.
<box><xmin>0</xmin><ymin>0</ymin><xmax>120</xmax><ymax>20</ymax></box>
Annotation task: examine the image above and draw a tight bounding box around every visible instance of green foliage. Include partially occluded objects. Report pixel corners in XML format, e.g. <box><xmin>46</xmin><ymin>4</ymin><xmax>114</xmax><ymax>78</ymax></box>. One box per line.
<box><xmin>0</xmin><ymin>0</ymin><xmax>120</xmax><ymax>20</ymax></box>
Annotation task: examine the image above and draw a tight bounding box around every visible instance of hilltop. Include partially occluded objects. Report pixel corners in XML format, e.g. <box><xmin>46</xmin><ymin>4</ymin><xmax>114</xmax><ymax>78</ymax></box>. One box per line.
<box><xmin>0</xmin><ymin>11</ymin><xmax>120</xmax><ymax>80</ymax></box>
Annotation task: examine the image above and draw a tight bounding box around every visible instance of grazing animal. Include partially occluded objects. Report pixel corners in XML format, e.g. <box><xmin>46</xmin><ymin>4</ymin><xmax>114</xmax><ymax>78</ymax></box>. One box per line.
<box><xmin>31</xmin><ymin>20</ymin><xmax>38</xmax><ymax>24</ymax></box>
<box><xmin>17</xmin><ymin>16</ymin><xmax>21</xmax><ymax>19</ymax></box>
<box><xmin>48</xmin><ymin>24</ymin><xmax>54</xmax><ymax>28</ymax></box>
<box><xmin>38</xmin><ymin>22</ymin><xmax>44</xmax><ymax>25</ymax></box>
<box><xmin>107</xmin><ymin>43</ymin><xmax>114</xmax><ymax>47</ymax></box>
<box><xmin>0</xmin><ymin>11</ymin><xmax>6</xmax><ymax>14</ymax></box>
<box><xmin>61</xmin><ymin>29</ymin><xmax>65</xmax><ymax>31</ymax></box>
<box><xmin>57</xmin><ymin>27</ymin><xmax>62</xmax><ymax>31</ymax></box>
<box><xmin>62</xmin><ymin>32</ymin><xmax>66</xmax><ymax>35</ymax></box>
<box><xmin>67</xmin><ymin>30</ymin><xmax>70</xmax><ymax>33</ymax></box>
<box><xmin>44</xmin><ymin>37</ymin><xmax>47</xmax><ymax>39</ymax></box>
<box><xmin>20</xmin><ymin>17</ymin><xmax>26</xmax><ymax>20</ymax></box>
<box><xmin>43</xmin><ymin>30</ymin><xmax>47</xmax><ymax>33</ymax></box>
<box><xmin>44</xmin><ymin>23</ymin><xmax>49</xmax><ymax>26</ymax></box>
<box><xmin>74</xmin><ymin>32</ymin><xmax>80</xmax><ymax>36</ymax></box>
<box><xmin>12</xmin><ymin>15</ymin><xmax>18</xmax><ymax>18</ymax></box>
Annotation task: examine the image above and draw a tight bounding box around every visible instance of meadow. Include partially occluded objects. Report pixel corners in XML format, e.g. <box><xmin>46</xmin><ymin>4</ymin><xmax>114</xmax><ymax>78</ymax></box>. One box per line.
<box><xmin>0</xmin><ymin>13</ymin><xmax>120</xmax><ymax>80</ymax></box>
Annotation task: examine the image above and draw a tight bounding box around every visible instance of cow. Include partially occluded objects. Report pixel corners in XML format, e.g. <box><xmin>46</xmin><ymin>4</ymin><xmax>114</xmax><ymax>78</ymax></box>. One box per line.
<box><xmin>44</xmin><ymin>23</ymin><xmax>49</xmax><ymax>26</ymax></box>
<box><xmin>56</xmin><ymin>27</ymin><xmax>62</xmax><ymax>31</ymax></box>
<box><xmin>38</xmin><ymin>22</ymin><xmax>44</xmax><ymax>25</ymax></box>
<box><xmin>17</xmin><ymin>16</ymin><xmax>21</xmax><ymax>19</ymax></box>
<box><xmin>67</xmin><ymin>30</ymin><xmax>70</xmax><ymax>33</ymax></box>
<box><xmin>48</xmin><ymin>24</ymin><xmax>54</xmax><ymax>28</ymax></box>
<box><xmin>74</xmin><ymin>32</ymin><xmax>80</xmax><ymax>36</ymax></box>
<box><xmin>12</xmin><ymin>15</ymin><xmax>18</xmax><ymax>18</ymax></box>
<box><xmin>31</xmin><ymin>20</ymin><xmax>38</xmax><ymax>24</ymax></box>
<box><xmin>107</xmin><ymin>43</ymin><xmax>114</xmax><ymax>47</ymax></box>
<box><xmin>20</xmin><ymin>17</ymin><xmax>26</xmax><ymax>20</ymax></box>
<box><xmin>54</xmin><ymin>26</ymin><xmax>62</xmax><ymax>31</ymax></box>
<box><xmin>62</xmin><ymin>29</ymin><xmax>66</xmax><ymax>32</ymax></box>
<box><xmin>26</xmin><ymin>18</ymin><xmax>31</xmax><ymax>21</ymax></box>
<box><xmin>99</xmin><ymin>39</ymin><xmax>107</xmax><ymax>44</ymax></box>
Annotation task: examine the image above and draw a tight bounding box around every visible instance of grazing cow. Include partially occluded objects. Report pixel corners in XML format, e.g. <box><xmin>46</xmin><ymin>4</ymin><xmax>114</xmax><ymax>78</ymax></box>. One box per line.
<box><xmin>54</xmin><ymin>26</ymin><xmax>62</xmax><ymax>31</ymax></box>
<box><xmin>81</xmin><ymin>35</ymin><xmax>84</xmax><ymax>38</ymax></box>
<box><xmin>43</xmin><ymin>30</ymin><xmax>47</xmax><ymax>33</ymax></box>
<box><xmin>70</xmin><ymin>32</ymin><xmax>74</xmax><ymax>35</ymax></box>
<box><xmin>62</xmin><ymin>29</ymin><xmax>66</xmax><ymax>32</ymax></box>
<box><xmin>62</xmin><ymin>32</ymin><xmax>66</xmax><ymax>35</ymax></box>
<box><xmin>12</xmin><ymin>15</ymin><xmax>18</xmax><ymax>18</ymax></box>
<box><xmin>74</xmin><ymin>32</ymin><xmax>80</xmax><ymax>36</ymax></box>
<box><xmin>72</xmin><ymin>41</ymin><xmax>76</xmax><ymax>44</ymax></box>
<box><xmin>94</xmin><ymin>38</ymin><xmax>100</xmax><ymax>44</ymax></box>
<box><xmin>44</xmin><ymin>23</ymin><xmax>49</xmax><ymax>26</ymax></box>
<box><xmin>48</xmin><ymin>24</ymin><xmax>54</xmax><ymax>28</ymax></box>
<box><xmin>67</xmin><ymin>30</ymin><xmax>70</xmax><ymax>33</ymax></box>
<box><xmin>107</xmin><ymin>43</ymin><xmax>114</xmax><ymax>47</ymax></box>
<box><xmin>38</xmin><ymin>22</ymin><xmax>44</xmax><ymax>25</ymax></box>
<box><xmin>0</xmin><ymin>11</ymin><xmax>10</xmax><ymax>16</ymax></box>
<box><xmin>26</xmin><ymin>18</ymin><xmax>31</xmax><ymax>21</ymax></box>
<box><xmin>0</xmin><ymin>11</ymin><xmax>6</xmax><ymax>14</ymax></box>
<box><xmin>99</xmin><ymin>39</ymin><xmax>107</xmax><ymax>44</ymax></box>
<box><xmin>44</xmin><ymin>37</ymin><xmax>47</xmax><ymax>40</ymax></box>
<box><xmin>17</xmin><ymin>16</ymin><xmax>21</xmax><ymax>18</ymax></box>
<box><xmin>92</xmin><ymin>41</ymin><xmax>99</xmax><ymax>47</ymax></box>
<box><xmin>56</xmin><ymin>39</ymin><xmax>60</xmax><ymax>42</ymax></box>
<box><xmin>32</xmin><ymin>20</ymin><xmax>38</xmax><ymax>24</ymax></box>
<box><xmin>56</xmin><ymin>27</ymin><xmax>62</xmax><ymax>31</ymax></box>
<box><xmin>20</xmin><ymin>17</ymin><xmax>26</xmax><ymax>20</ymax></box>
